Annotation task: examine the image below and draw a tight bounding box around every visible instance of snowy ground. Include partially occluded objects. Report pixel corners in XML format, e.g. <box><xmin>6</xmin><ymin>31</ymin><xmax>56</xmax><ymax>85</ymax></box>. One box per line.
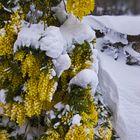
<box><xmin>97</xmin><ymin>38</ymin><xmax>140</xmax><ymax>140</ymax></box>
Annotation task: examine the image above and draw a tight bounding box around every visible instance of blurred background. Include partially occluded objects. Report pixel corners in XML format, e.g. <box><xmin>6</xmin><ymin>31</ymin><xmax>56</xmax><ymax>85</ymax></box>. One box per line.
<box><xmin>94</xmin><ymin>0</ymin><xmax>140</xmax><ymax>15</ymax></box>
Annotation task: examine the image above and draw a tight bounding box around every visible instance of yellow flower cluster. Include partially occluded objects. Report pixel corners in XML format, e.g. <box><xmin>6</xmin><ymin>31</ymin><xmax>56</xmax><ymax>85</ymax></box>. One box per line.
<box><xmin>38</xmin><ymin>71</ymin><xmax>55</xmax><ymax>102</ymax></box>
<box><xmin>21</xmin><ymin>53</ymin><xmax>40</xmax><ymax>78</ymax></box>
<box><xmin>2</xmin><ymin>83</ymin><xmax>51</xmax><ymax>124</ymax></box>
<box><xmin>24</xmin><ymin>72</ymin><xmax>56</xmax><ymax>117</ymax></box>
<box><xmin>65</xmin><ymin>125</ymin><xmax>94</xmax><ymax>140</ymax></box>
<box><xmin>0</xmin><ymin>66</ymin><xmax>56</xmax><ymax>124</ymax></box>
<box><xmin>0</xmin><ymin>51</ymin><xmax>56</xmax><ymax>120</ymax></box>
<box><xmin>26</xmin><ymin>78</ymin><xmax>38</xmax><ymax>97</ymax></box>
<box><xmin>24</xmin><ymin>78</ymin><xmax>40</xmax><ymax>117</ymax></box>
<box><xmin>81</xmin><ymin>105</ymin><xmax>98</xmax><ymax>127</ymax></box>
<box><xmin>0</xmin><ymin>27</ymin><xmax>16</xmax><ymax>56</ymax></box>
<box><xmin>0</xmin><ymin>130</ymin><xmax>10</xmax><ymax>140</ymax></box>
<box><xmin>61</xmin><ymin>112</ymin><xmax>73</xmax><ymax>125</ymax></box>
<box><xmin>24</xmin><ymin>94</ymin><xmax>42</xmax><ymax>117</ymax></box>
<box><xmin>15</xmin><ymin>50</ymin><xmax>26</xmax><ymax>61</ymax></box>
<box><xmin>41</xmin><ymin>129</ymin><xmax>61</xmax><ymax>140</ymax></box>
<box><xmin>9</xmin><ymin>10</ymin><xmax>24</xmax><ymax>33</ymax></box>
<box><xmin>66</xmin><ymin>0</ymin><xmax>95</xmax><ymax>19</ymax></box>
<box><xmin>4</xmin><ymin>103</ymin><xmax>25</xmax><ymax>126</ymax></box>
<box><xmin>0</xmin><ymin>11</ymin><xmax>23</xmax><ymax>56</ymax></box>
<box><xmin>70</xmin><ymin>42</ymin><xmax>93</xmax><ymax>77</ymax></box>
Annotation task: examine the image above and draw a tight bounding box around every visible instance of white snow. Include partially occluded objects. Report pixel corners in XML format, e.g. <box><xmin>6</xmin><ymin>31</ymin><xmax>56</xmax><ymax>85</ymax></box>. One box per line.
<box><xmin>97</xmin><ymin>38</ymin><xmax>140</xmax><ymax>140</ymax></box>
<box><xmin>71</xmin><ymin>114</ymin><xmax>81</xmax><ymax>126</ymax></box>
<box><xmin>60</xmin><ymin>15</ymin><xmax>96</xmax><ymax>48</ymax></box>
<box><xmin>84</xmin><ymin>15</ymin><xmax>140</xmax><ymax>35</ymax></box>
<box><xmin>14</xmin><ymin>24</ymin><xmax>65</xmax><ymax>59</ymax></box>
<box><xmin>40</xmin><ymin>26</ymin><xmax>65</xmax><ymax>58</ymax></box>
<box><xmin>14</xmin><ymin>96</ymin><xmax>23</xmax><ymax>103</ymax></box>
<box><xmin>52</xmin><ymin>1</ymin><xmax>68</xmax><ymax>24</ymax></box>
<box><xmin>0</xmin><ymin>89</ymin><xmax>6</xmax><ymax>104</ymax></box>
<box><xmin>54</xmin><ymin>122</ymin><xmax>60</xmax><ymax>129</ymax></box>
<box><xmin>46</xmin><ymin>110</ymin><xmax>56</xmax><ymax>120</ymax></box>
<box><xmin>70</xmin><ymin>69</ymin><xmax>98</xmax><ymax>94</ymax></box>
<box><xmin>51</xmin><ymin>69</ymin><xmax>57</xmax><ymax>77</ymax></box>
<box><xmin>53</xmin><ymin>54</ymin><xmax>71</xmax><ymax>77</ymax></box>
<box><xmin>90</xmin><ymin>44</ymin><xmax>99</xmax><ymax>74</ymax></box>
<box><xmin>54</xmin><ymin>102</ymin><xmax>65</xmax><ymax>111</ymax></box>
<box><xmin>14</xmin><ymin>23</ymin><xmax>44</xmax><ymax>51</ymax></box>
<box><xmin>103</xmin><ymin>31</ymin><xmax>128</xmax><ymax>44</ymax></box>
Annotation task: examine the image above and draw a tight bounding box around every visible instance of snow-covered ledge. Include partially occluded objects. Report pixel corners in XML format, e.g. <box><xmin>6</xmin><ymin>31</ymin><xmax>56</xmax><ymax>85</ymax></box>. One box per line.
<box><xmin>97</xmin><ymin>39</ymin><xmax>140</xmax><ymax>140</ymax></box>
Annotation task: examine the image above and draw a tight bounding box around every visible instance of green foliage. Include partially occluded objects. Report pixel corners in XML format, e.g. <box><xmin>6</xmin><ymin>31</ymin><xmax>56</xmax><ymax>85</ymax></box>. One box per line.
<box><xmin>69</xmin><ymin>85</ymin><xmax>93</xmax><ymax>113</ymax></box>
<box><xmin>57</xmin><ymin>41</ymin><xmax>94</xmax><ymax>104</ymax></box>
<box><xmin>0</xmin><ymin>6</ymin><xmax>11</xmax><ymax>28</ymax></box>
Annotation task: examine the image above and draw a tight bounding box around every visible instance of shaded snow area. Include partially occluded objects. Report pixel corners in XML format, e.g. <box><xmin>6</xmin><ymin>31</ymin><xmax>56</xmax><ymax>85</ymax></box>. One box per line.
<box><xmin>97</xmin><ymin>38</ymin><xmax>140</xmax><ymax>140</ymax></box>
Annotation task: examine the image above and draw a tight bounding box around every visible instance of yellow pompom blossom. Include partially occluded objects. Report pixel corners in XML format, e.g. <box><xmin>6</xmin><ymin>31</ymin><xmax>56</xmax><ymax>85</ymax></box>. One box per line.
<box><xmin>10</xmin><ymin>103</ymin><xmax>25</xmax><ymax>126</ymax></box>
<box><xmin>26</xmin><ymin>78</ymin><xmax>38</xmax><ymax>97</ymax></box>
<box><xmin>16</xmin><ymin>104</ymin><xmax>26</xmax><ymax>126</ymax></box>
<box><xmin>38</xmin><ymin>71</ymin><xmax>56</xmax><ymax>102</ymax></box>
<box><xmin>0</xmin><ymin>27</ymin><xmax>16</xmax><ymax>56</ymax></box>
<box><xmin>65</xmin><ymin>125</ymin><xmax>94</xmax><ymax>140</ymax></box>
<box><xmin>0</xmin><ymin>130</ymin><xmax>10</xmax><ymax>140</ymax></box>
<box><xmin>24</xmin><ymin>94</ymin><xmax>42</xmax><ymax>117</ymax></box>
<box><xmin>9</xmin><ymin>10</ymin><xmax>24</xmax><ymax>33</ymax></box>
<box><xmin>21</xmin><ymin>53</ymin><xmax>40</xmax><ymax>78</ymax></box>
<box><xmin>70</xmin><ymin>42</ymin><xmax>93</xmax><ymax>77</ymax></box>
<box><xmin>66</xmin><ymin>0</ymin><xmax>95</xmax><ymax>19</ymax></box>
<box><xmin>15</xmin><ymin>50</ymin><xmax>26</xmax><ymax>61</ymax></box>
<box><xmin>61</xmin><ymin>112</ymin><xmax>73</xmax><ymax>125</ymax></box>
<box><xmin>3</xmin><ymin>103</ymin><xmax>25</xmax><ymax>126</ymax></box>
<box><xmin>0</xmin><ymin>11</ymin><xmax>23</xmax><ymax>56</ymax></box>
<box><xmin>81</xmin><ymin>107</ymin><xmax>98</xmax><ymax>127</ymax></box>
<box><xmin>24</xmin><ymin>95</ymin><xmax>35</xmax><ymax>117</ymax></box>
<box><xmin>24</xmin><ymin>73</ymin><xmax>56</xmax><ymax>117</ymax></box>
<box><xmin>41</xmin><ymin>129</ymin><xmax>61</xmax><ymax>140</ymax></box>
<box><xmin>3</xmin><ymin>103</ymin><xmax>12</xmax><ymax>117</ymax></box>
